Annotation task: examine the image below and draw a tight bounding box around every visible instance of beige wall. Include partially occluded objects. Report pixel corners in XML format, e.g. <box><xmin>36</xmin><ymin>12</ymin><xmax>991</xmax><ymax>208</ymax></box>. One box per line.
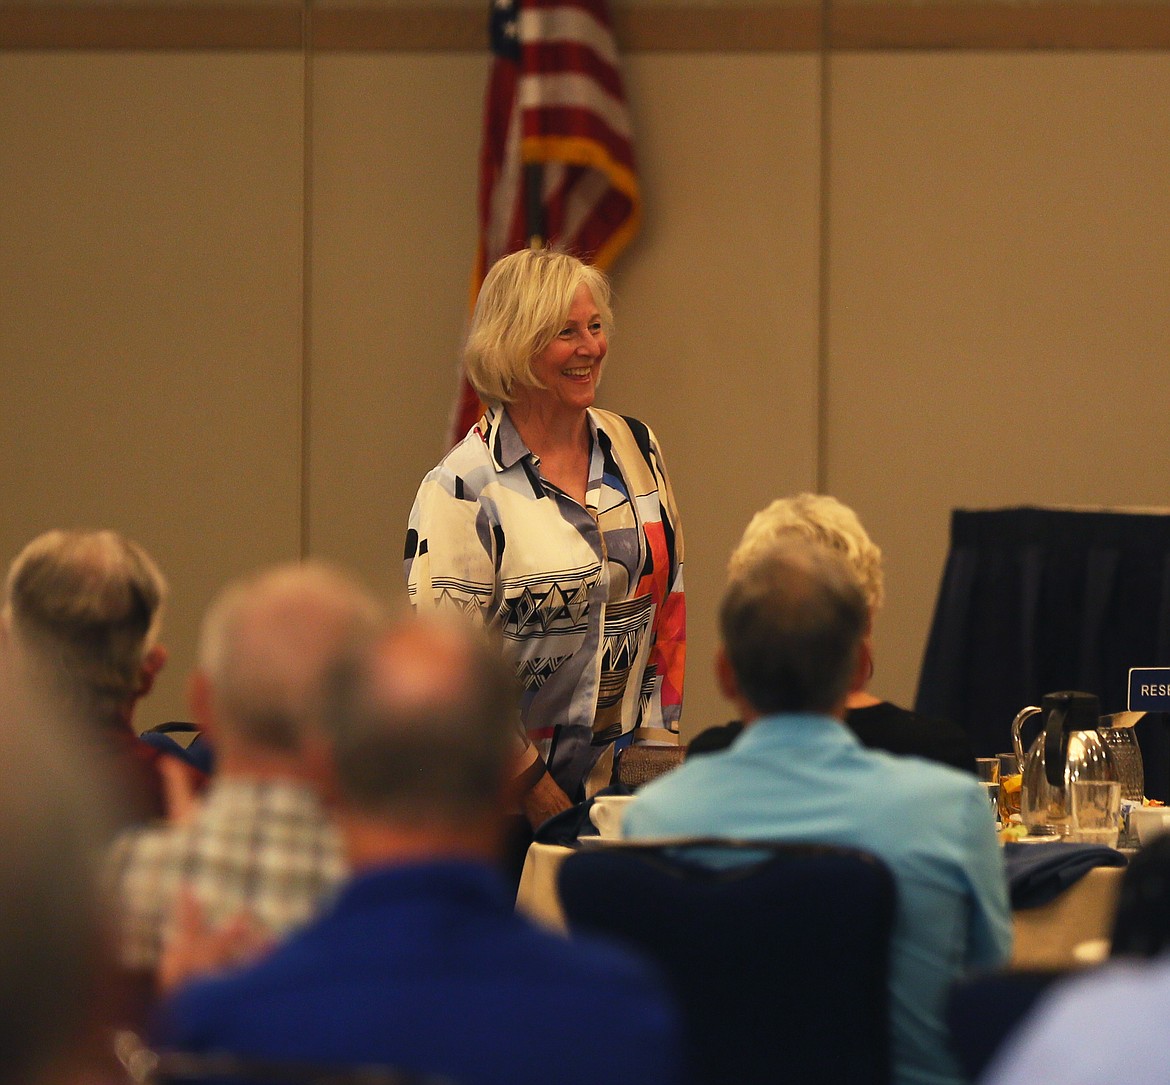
<box><xmin>0</xmin><ymin>52</ymin><xmax>306</xmax><ymax>724</ymax></box>
<box><xmin>3</xmin><ymin>13</ymin><xmax>1169</xmax><ymax>740</ymax></box>
<box><xmin>827</xmin><ymin>53</ymin><xmax>1170</xmax><ymax>716</ymax></box>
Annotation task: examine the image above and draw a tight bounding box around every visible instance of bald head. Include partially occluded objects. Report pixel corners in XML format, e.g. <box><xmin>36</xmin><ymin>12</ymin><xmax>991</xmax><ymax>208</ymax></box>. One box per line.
<box><xmin>324</xmin><ymin>616</ymin><xmax>519</xmax><ymax>825</ymax></box>
<box><xmin>197</xmin><ymin>562</ymin><xmax>384</xmax><ymax>752</ymax></box>
<box><xmin>3</xmin><ymin>529</ymin><xmax>167</xmax><ymax>723</ymax></box>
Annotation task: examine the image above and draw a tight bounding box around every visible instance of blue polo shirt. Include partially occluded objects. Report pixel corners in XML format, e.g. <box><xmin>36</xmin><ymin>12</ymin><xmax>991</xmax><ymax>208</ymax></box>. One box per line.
<box><xmin>154</xmin><ymin>859</ymin><xmax>683</xmax><ymax>1085</ymax></box>
<box><xmin>625</xmin><ymin>713</ymin><xmax>1012</xmax><ymax>1085</ymax></box>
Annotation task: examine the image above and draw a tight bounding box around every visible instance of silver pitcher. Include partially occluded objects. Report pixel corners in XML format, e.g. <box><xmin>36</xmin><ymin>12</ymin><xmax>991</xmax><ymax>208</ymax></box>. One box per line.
<box><xmin>1011</xmin><ymin>691</ymin><xmax>1119</xmax><ymax>837</ymax></box>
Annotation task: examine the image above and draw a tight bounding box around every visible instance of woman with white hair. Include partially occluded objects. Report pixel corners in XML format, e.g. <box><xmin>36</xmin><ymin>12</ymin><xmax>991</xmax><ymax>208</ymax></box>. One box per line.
<box><xmin>697</xmin><ymin>494</ymin><xmax>974</xmax><ymax>772</ymax></box>
<box><xmin>405</xmin><ymin>249</ymin><xmax>685</xmax><ymax>838</ymax></box>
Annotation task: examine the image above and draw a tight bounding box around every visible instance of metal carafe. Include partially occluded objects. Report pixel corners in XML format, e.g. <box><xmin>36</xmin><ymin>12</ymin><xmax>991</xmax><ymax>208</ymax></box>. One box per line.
<box><xmin>1097</xmin><ymin>712</ymin><xmax>1146</xmax><ymax>802</ymax></box>
<box><xmin>1011</xmin><ymin>690</ymin><xmax>1118</xmax><ymax>837</ymax></box>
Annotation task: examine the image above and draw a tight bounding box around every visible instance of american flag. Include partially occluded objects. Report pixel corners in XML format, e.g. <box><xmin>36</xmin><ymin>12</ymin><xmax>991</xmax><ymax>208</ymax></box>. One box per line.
<box><xmin>448</xmin><ymin>0</ymin><xmax>642</xmax><ymax>445</ymax></box>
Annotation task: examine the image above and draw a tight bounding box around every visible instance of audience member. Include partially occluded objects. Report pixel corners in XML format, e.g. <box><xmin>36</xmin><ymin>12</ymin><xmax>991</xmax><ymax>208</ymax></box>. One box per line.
<box><xmin>0</xmin><ymin>642</ymin><xmax>120</xmax><ymax>1085</ymax></box>
<box><xmin>154</xmin><ymin>613</ymin><xmax>683</xmax><ymax>1085</ymax></box>
<box><xmin>717</xmin><ymin>493</ymin><xmax>975</xmax><ymax>771</ymax></box>
<box><xmin>624</xmin><ymin>535</ymin><xmax>1011</xmax><ymax>1085</ymax></box>
<box><xmin>107</xmin><ymin>561</ymin><xmax>383</xmax><ymax>995</ymax></box>
<box><xmin>979</xmin><ymin>956</ymin><xmax>1170</xmax><ymax>1085</ymax></box>
<box><xmin>1</xmin><ymin>528</ymin><xmax>189</xmax><ymax>820</ymax></box>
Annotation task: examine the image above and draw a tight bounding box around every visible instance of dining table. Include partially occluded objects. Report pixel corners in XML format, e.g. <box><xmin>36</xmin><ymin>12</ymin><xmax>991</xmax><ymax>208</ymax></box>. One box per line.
<box><xmin>515</xmin><ymin>836</ymin><xmax>1129</xmax><ymax>968</ymax></box>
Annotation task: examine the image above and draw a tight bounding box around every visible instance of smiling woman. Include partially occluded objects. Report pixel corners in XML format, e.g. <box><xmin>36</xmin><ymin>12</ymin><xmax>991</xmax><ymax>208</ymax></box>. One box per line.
<box><xmin>404</xmin><ymin>249</ymin><xmax>685</xmax><ymax>849</ymax></box>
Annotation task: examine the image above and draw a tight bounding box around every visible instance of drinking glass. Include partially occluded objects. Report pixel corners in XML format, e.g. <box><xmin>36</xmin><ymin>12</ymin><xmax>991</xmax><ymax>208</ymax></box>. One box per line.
<box><xmin>1071</xmin><ymin>779</ymin><xmax>1121</xmax><ymax>847</ymax></box>
<box><xmin>975</xmin><ymin>758</ymin><xmax>1000</xmax><ymax>783</ymax></box>
<box><xmin>975</xmin><ymin>758</ymin><xmax>1000</xmax><ymax>822</ymax></box>
<box><xmin>997</xmin><ymin>752</ymin><xmax>1022</xmax><ymax>824</ymax></box>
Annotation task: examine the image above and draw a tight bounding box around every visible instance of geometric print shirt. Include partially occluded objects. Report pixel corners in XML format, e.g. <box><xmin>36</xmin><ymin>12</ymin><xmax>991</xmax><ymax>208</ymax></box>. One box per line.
<box><xmin>106</xmin><ymin>777</ymin><xmax>345</xmax><ymax>972</ymax></box>
<box><xmin>405</xmin><ymin>405</ymin><xmax>685</xmax><ymax>802</ymax></box>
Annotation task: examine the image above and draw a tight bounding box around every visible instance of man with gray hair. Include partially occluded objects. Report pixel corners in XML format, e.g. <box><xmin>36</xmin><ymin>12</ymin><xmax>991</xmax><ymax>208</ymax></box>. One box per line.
<box><xmin>154</xmin><ymin>613</ymin><xmax>683</xmax><ymax>1085</ymax></box>
<box><xmin>1</xmin><ymin>528</ymin><xmax>177</xmax><ymax>821</ymax></box>
<box><xmin>107</xmin><ymin>561</ymin><xmax>383</xmax><ymax>994</ymax></box>
<box><xmin>625</xmin><ymin>536</ymin><xmax>1011</xmax><ymax>1085</ymax></box>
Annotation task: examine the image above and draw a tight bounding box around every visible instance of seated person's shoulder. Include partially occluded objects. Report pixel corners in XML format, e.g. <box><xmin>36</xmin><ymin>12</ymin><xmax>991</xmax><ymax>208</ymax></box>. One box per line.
<box><xmin>846</xmin><ymin>701</ymin><xmax>976</xmax><ymax>774</ymax></box>
<box><xmin>686</xmin><ymin>721</ymin><xmax>745</xmax><ymax>758</ymax></box>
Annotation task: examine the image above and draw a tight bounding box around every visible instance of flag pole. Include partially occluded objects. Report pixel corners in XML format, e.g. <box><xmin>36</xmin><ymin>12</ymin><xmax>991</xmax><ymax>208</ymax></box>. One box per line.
<box><xmin>524</xmin><ymin>162</ymin><xmax>545</xmax><ymax>249</ymax></box>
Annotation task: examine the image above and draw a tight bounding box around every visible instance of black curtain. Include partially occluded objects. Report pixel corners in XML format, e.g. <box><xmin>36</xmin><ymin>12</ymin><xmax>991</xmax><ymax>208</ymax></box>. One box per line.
<box><xmin>915</xmin><ymin>507</ymin><xmax>1170</xmax><ymax>772</ymax></box>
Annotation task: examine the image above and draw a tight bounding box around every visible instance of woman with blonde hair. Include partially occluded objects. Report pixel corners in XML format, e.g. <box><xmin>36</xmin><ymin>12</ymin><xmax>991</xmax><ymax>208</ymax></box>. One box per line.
<box><xmin>405</xmin><ymin>249</ymin><xmax>685</xmax><ymax>841</ymax></box>
<box><xmin>698</xmin><ymin>494</ymin><xmax>973</xmax><ymax>772</ymax></box>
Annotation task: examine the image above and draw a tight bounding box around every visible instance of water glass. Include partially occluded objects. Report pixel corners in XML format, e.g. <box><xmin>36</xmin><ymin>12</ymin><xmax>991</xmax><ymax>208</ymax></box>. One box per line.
<box><xmin>975</xmin><ymin>757</ymin><xmax>1000</xmax><ymax>783</ymax></box>
<box><xmin>975</xmin><ymin>758</ymin><xmax>1000</xmax><ymax>822</ymax></box>
<box><xmin>1070</xmin><ymin>779</ymin><xmax>1121</xmax><ymax>847</ymax></box>
<box><xmin>997</xmin><ymin>751</ymin><xmax>1022</xmax><ymax>824</ymax></box>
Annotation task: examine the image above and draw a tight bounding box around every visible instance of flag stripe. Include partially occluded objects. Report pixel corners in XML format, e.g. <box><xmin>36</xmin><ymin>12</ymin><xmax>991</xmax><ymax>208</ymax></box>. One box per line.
<box><xmin>517</xmin><ymin>76</ymin><xmax>634</xmax><ymax>143</ymax></box>
<box><xmin>518</xmin><ymin>6</ymin><xmax>619</xmax><ymax>64</ymax></box>
<box><xmin>522</xmin><ymin>42</ymin><xmax>626</xmax><ymax>101</ymax></box>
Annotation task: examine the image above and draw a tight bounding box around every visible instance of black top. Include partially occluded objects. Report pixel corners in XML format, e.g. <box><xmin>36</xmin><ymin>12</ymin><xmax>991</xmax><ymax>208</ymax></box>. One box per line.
<box><xmin>845</xmin><ymin>701</ymin><xmax>976</xmax><ymax>774</ymax></box>
<box><xmin>689</xmin><ymin>703</ymin><xmax>976</xmax><ymax>775</ymax></box>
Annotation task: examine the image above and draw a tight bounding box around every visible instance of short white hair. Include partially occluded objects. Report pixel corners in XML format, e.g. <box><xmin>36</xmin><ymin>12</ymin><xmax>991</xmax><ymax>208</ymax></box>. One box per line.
<box><xmin>198</xmin><ymin>561</ymin><xmax>384</xmax><ymax>751</ymax></box>
<box><xmin>729</xmin><ymin>494</ymin><xmax>885</xmax><ymax>613</ymax></box>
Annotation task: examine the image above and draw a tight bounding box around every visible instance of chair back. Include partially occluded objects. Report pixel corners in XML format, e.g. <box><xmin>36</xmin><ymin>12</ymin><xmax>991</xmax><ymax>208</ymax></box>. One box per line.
<box><xmin>610</xmin><ymin>745</ymin><xmax>686</xmax><ymax>790</ymax></box>
<box><xmin>945</xmin><ymin>968</ymin><xmax>1067</xmax><ymax>1081</ymax></box>
<box><xmin>115</xmin><ymin>1031</ymin><xmax>454</xmax><ymax>1085</ymax></box>
<box><xmin>557</xmin><ymin>840</ymin><xmax>895</xmax><ymax>1085</ymax></box>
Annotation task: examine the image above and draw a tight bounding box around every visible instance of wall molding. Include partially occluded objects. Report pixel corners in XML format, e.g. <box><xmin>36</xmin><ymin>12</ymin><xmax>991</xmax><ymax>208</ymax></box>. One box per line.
<box><xmin>3</xmin><ymin>2</ymin><xmax>1170</xmax><ymax>51</ymax></box>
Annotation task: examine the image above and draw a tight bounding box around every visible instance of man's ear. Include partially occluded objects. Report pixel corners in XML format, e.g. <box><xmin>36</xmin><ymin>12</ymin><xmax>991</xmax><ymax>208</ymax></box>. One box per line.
<box><xmin>137</xmin><ymin>644</ymin><xmax>168</xmax><ymax>698</ymax></box>
<box><xmin>850</xmin><ymin>637</ymin><xmax>873</xmax><ymax>695</ymax></box>
<box><xmin>715</xmin><ymin>645</ymin><xmax>740</xmax><ymax>702</ymax></box>
<box><xmin>187</xmin><ymin>669</ymin><xmax>216</xmax><ymax>738</ymax></box>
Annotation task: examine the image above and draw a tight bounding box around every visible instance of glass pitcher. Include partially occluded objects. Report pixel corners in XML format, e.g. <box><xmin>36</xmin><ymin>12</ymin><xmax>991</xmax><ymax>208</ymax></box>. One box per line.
<box><xmin>1011</xmin><ymin>691</ymin><xmax>1118</xmax><ymax>837</ymax></box>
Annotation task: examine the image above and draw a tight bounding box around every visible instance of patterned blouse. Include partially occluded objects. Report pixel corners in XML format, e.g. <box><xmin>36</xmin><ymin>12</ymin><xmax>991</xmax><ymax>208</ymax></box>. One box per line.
<box><xmin>405</xmin><ymin>404</ymin><xmax>685</xmax><ymax>801</ymax></box>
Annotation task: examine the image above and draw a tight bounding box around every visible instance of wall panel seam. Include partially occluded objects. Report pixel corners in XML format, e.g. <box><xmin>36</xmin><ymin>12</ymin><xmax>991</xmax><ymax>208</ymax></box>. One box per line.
<box><xmin>5</xmin><ymin>3</ymin><xmax>1170</xmax><ymax>51</ymax></box>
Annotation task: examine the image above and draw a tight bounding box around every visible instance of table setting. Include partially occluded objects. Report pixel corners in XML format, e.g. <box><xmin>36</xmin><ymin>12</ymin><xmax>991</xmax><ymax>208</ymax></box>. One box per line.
<box><xmin>517</xmin><ymin>688</ymin><xmax>1170</xmax><ymax>967</ymax></box>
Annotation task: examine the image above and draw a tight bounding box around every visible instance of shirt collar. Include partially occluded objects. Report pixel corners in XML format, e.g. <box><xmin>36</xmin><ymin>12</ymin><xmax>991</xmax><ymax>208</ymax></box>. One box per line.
<box><xmin>484</xmin><ymin>403</ymin><xmax>601</xmax><ymax>473</ymax></box>
<box><xmin>736</xmin><ymin>712</ymin><xmax>862</xmax><ymax>751</ymax></box>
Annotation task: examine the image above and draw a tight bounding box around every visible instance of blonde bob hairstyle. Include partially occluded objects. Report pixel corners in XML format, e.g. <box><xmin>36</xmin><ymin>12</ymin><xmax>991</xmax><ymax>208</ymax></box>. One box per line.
<box><xmin>729</xmin><ymin>494</ymin><xmax>885</xmax><ymax>614</ymax></box>
<box><xmin>463</xmin><ymin>248</ymin><xmax>613</xmax><ymax>406</ymax></box>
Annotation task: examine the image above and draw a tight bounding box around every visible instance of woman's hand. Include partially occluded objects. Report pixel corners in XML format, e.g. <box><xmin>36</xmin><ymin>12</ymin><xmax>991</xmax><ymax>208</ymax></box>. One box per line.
<box><xmin>521</xmin><ymin>772</ymin><xmax>574</xmax><ymax>829</ymax></box>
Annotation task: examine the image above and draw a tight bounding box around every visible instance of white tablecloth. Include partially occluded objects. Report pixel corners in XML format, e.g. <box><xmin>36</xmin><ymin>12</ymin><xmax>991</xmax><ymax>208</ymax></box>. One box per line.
<box><xmin>515</xmin><ymin>840</ymin><xmax>1128</xmax><ymax>968</ymax></box>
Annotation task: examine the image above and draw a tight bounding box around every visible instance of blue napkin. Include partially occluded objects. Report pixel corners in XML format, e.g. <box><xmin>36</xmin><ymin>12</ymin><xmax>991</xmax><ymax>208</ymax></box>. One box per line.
<box><xmin>1003</xmin><ymin>840</ymin><xmax>1127</xmax><ymax>909</ymax></box>
<box><xmin>532</xmin><ymin>784</ymin><xmax>635</xmax><ymax>845</ymax></box>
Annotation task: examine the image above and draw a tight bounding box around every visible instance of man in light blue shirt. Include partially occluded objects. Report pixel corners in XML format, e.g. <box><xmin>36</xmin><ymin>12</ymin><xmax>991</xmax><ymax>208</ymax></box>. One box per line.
<box><xmin>624</xmin><ymin>535</ymin><xmax>1012</xmax><ymax>1085</ymax></box>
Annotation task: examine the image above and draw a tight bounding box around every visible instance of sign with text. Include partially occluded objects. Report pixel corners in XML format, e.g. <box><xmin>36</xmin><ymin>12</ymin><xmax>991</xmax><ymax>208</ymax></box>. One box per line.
<box><xmin>1129</xmin><ymin>668</ymin><xmax>1170</xmax><ymax>711</ymax></box>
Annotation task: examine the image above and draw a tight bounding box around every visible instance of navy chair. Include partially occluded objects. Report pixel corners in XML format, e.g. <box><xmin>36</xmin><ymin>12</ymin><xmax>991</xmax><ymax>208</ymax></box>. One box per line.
<box><xmin>558</xmin><ymin>840</ymin><xmax>896</xmax><ymax>1085</ymax></box>
<box><xmin>945</xmin><ymin>968</ymin><xmax>1067</xmax><ymax>1081</ymax></box>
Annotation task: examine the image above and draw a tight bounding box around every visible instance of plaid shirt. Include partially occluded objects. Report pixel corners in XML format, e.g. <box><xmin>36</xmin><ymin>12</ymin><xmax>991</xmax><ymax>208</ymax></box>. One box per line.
<box><xmin>107</xmin><ymin>777</ymin><xmax>345</xmax><ymax>971</ymax></box>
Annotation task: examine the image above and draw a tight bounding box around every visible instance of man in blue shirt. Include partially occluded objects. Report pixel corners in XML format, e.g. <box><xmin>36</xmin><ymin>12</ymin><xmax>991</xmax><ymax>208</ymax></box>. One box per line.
<box><xmin>625</xmin><ymin>536</ymin><xmax>1011</xmax><ymax>1085</ymax></box>
<box><xmin>154</xmin><ymin>614</ymin><xmax>682</xmax><ymax>1085</ymax></box>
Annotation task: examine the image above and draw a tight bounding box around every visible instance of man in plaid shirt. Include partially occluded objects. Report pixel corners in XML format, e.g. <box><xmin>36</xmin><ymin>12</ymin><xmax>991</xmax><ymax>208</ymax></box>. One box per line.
<box><xmin>152</xmin><ymin>614</ymin><xmax>683</xmax><ymax>1085</ymax></box>
<box><xmin>107</xmin><ymin>561</ymin><xmax>383</xmax><ymax>999</ymax></box>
